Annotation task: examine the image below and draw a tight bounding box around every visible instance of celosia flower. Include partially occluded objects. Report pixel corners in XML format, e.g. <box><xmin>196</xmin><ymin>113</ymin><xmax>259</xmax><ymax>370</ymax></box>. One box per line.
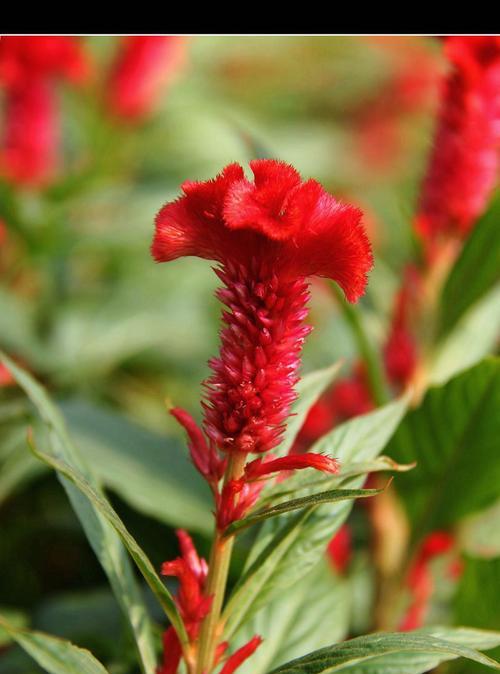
<box><xmin>159</xmin><ymin>530</ymin><xmax>211</xmax><ymax>674</ymax></box>
<box><xmin>0</xmin><ymin>36</ymin><xmax>89</xmax><ymax>88</ymax></box>
<box><xmin>383</xmin><ymin>266</ymin><xmax>421</xmax><ymax>389</ymax></box>
<box><xmin>399</xmin><ymin>530</ymin><xmax>459</xmax><ymax>631</ymax></box>
<box><xmin>1</xmin><ymin>79</ymin><xmax>58</xmax><ymax>185</ymax></box>
<box><xmin>106</xmin><ymin>36</ymin><xmax>187</xmax><ymax>120</ymax></box>
<box><xmin>153</xmin><ymin>160</ymin><xmax>372</xmax><ymax>463</ymax></box>
<box><xmin>416</xmin><ymin>36</ymin><xmax>500</xmax><ymax>244</ymax></box>
<box><xmin>0</xmin><ymin>36</ymin><xmax>89</xmax><ymax>186</ymax></box>
<box><xmin>353</xmin><ymin>37</ymin><xmax>439</xmax><ymax>172</ymax></box>
<box><xmin>327</xmin><ymin>524</ymin><xmax>352</xmax><ymax>574</ymax></box>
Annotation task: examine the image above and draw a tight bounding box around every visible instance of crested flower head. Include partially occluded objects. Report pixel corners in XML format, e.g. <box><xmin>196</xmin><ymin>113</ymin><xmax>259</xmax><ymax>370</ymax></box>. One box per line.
<box><xmin>416</xmin><ymin>36</ymin><xmax>500</xmax><ymax>243</ymax></box>
<box><xmin>154</xmin><ymin>161</ymin><xmax>372</xmax><ymax>458</ymax></box>
<box><xmin>153</xmin><ymin>159</ymin><xmax>372</xmax><ymax>302</ymax></box>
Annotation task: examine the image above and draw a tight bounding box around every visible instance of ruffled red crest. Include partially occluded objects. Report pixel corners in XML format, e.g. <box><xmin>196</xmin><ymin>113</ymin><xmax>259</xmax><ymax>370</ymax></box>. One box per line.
<box><xmin>152</xmin><ymin>160</ymin><xmax>373</xmax><ymax>302</ymax></box>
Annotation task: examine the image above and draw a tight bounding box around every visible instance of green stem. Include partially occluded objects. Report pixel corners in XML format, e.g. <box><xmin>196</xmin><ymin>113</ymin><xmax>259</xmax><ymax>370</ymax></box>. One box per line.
<box><xmin>195</xmin><ymin>452</ymin><xmax>246</xmax><ymax>674</ymax></box>
<box><xmin>331</xmin><ymin>283</ymin><xmax>388</xmax><ymax>405</ymax></box>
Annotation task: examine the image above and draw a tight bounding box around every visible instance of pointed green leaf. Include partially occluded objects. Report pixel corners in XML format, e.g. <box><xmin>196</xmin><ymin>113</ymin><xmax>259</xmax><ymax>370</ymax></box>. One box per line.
<box><xmin>0</xmin><ymin>353</ymin><xmax>167</xmax><ymax>671</ymax></box>
<box><xmin>267</xmin><ymin>629</ymin><xmax>500</xmax><ymax>673</ymax></box>
<box><xmin>388</xmin><ymin>358</ymin><xmax>500</xmax><ymax>535</ymax></box>
<box><xmin>224</xmin><ymin>486</ymin><xmax>383</xmax><ymax>537</ymax></box>
<box><xmin>29</xmin><ymin>439</ymin><xmax>187</xmax><ymax>645</ymax></box>
<box><xmin>0</xmin><ymin>616</ymin><xmax>109</xmax><ymax>674</ymax></box>
<box><xmin>431</xmin><ymin>284</ymin><xmax>500</xmax><ymax>385</ymax></box>
<box><xmin>439</xmin><ymin>190</ymin><xmax>500</xmax><ymax>337</ymax></box>
<box><xmin>233</xmin><ymin>560</ymin><xmax>350</xmax><ymax>674</ymax></box>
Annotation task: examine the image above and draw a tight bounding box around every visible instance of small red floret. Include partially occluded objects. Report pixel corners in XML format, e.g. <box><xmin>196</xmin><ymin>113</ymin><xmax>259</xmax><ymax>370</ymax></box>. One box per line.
<box><xmin>219</xmin><ymin>635</ymin><xmax>263</xmax><ymax>674</ymax></box>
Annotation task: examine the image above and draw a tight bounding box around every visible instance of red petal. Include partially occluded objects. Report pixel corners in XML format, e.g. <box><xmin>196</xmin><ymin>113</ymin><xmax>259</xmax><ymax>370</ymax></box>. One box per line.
<box><xmin>219</xmin><ymin>636</ymin><xmax>263</xmax><ymax>674</ymax></box>
<box><xmin>157</xmin><ymin>627</ymin><xmax>182</xmax><ymax>674</ymax></box>
<box><xmin>245</xmin><ymin>453</ymin><xmax>339</xmax><ymax>479</ymax></box>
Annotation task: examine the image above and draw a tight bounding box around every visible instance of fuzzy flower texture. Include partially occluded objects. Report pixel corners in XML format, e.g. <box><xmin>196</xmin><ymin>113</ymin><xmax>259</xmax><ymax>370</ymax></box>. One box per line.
<box><xmin>152</xmin><ymin>159</ymin><xmax>372</xmax><ymax>673</ymax></box>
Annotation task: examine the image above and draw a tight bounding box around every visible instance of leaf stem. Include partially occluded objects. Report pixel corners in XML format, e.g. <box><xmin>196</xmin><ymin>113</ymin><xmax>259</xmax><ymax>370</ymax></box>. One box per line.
<box><xmin>196</xmin><ymin>451</ymin><xmax>247</xmax><ymax>674</ymax></box>
<box><xmin>331</xmin><ymin>283</ymin><xmax>388</xmax><ymax>405</ymax></box>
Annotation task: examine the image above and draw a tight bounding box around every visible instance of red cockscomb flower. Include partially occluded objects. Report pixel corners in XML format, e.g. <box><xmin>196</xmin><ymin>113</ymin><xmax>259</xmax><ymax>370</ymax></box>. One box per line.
<box><xmin>107</xmin><ymin>36</ymin><xmax>187</xmax><ymax>120</ymax></box>
<box><xmin>416</xmin><ymin>36</ymin><xmax>500</xmax><ymax>245</ymax></box>
<box><xmin>383</xmin><ymin>265</ymin><xmax>422</xmax><ymax>389</ymax></box>
<box><xmin>1</xmin><ymin>79</ymin><xmax>58</xmax><ymax>185</ymax></box>
<box><xmin>158</xmin><ymin>530</ymin><xmax>210</xmax><ymax>674</ymax></box>
<box><xmin>153</xmin><ymin>160</ymin><xmax>372</xmax><ymax>462</ymax></box>
<box><xmin>0</xmin><ymin>36</ymin><xmax>89</xmax><ymax>89</ymax></box>
<box><xmin>0</xmin><ymin>36</ymin><xmax>89</xmax><ymax>186</ymax></box>
<box><xmin>400</xmin><ymin>530</ymin><xmax>460</xmax><ymax>631</ymax></box>
<box><xmin>327</xmin><ymin>524</ymin><xmax>352</xmax><ymax>574</ymax></box>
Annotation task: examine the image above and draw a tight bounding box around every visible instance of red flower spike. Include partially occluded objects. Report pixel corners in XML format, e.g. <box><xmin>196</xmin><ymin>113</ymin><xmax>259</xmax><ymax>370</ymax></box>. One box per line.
<box><xmin>153</xmin><ymin>161</ymin><xmax>372</xmax><ymax>460</ymax></box>
<box><xmin>245</xmin><ymin>453</ymin><xmax>339</xmax><ymax>480</ymax></box>
<box><xmin>1</xmin><ymin>79</ymin><xmax>58</xmax><ymax>185</ymax></box>
<box><xmin>416</xmin><ymin>36</ymin><xmax>500</xmax><ymax>243</ymax></box>
<box><xmin>383</xmin><ymin>266</ymin><xmax>422</xmax><ymax>389</ymax></box>
<box><xmin>383</xmin><ymin>325</ymin><xmax>418</xmax><ymax>389</ymax></box>
<box><xmin>107</xmin><ymin>36</ymin><xmax>187</xmax><ymax>120</ymax></box>
<box><xmin>400</xmin><ymin>530</ymin><xmax>458</xmax><ymax>631</ymax></box>
<box><xmin>156</xmin><ymin>627</ymin><xmax>182</xmax><ymax>674</ymax></box>
<box><xmin>327</xmin><ymin>524</ymin><xmax>352</xmax><ymax>574</ymax></box>
<box><xmin>160</xmin><ymin>530</ymin><xmax>210</xmax><ymax>647</ymax></box>
<box><xmin>219</xmin><ymin>635</ymin><xmax>263</xmax><ymax>674</ymax></box>
<box><xmin>0</xmin><ymin>37</ymin><xmax>90</xmax><ymax>186</ymax></box>
<box><xmin>0</xmin><ymin>36</ymin><xmax>89</xmax><ymax>89</ymax></box>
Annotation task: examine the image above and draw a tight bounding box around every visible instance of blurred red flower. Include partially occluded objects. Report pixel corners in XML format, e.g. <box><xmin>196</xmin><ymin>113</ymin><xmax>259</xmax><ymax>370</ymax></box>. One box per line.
<box><xmin>107</xmin><ymin>36</ymin><xmax>187</xmax><ymax>120</ymax></box>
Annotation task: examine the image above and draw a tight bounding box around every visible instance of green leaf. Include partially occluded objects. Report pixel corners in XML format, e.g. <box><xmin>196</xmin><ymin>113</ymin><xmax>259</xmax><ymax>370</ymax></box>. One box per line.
<box><xmin>29</xmin><ymin>440</ymin><xmax>187</xmax><ymax>646</ymax></box>
<box><xmin>458</xmin><ymin>500</ymin><xmax>500</xmax><ymax>559</ymax></box>
<box><xmin>267</xmin><ymin>629</ymin><xmax>500</xmax><ymax>674</ymax></box>
<box><xmin>224</xmin><ymin>486</ymin><xmax>383</xmax><ymax>537</ymax></box>
<box><xmin>223</xmin><ymin>396</ymin><xmax>408</xmax><ymax>639</ymax></box>
<box><xmin>431</xmin><ymin>284</ymin><xmax>500</xmax><ymax>385</ymax></box>
<box><xmin>439</xmin><ymin>191</ymin><xmax>500</xmax><ymax>337</ymax></box>
<box><xmin>0</xmin><ymin>608</ymin><xmax>28</xmax><ymax>647</ymax></box>
<box><xmin>277</xmin><ymin>362</ymin><xmax>342</xmax><ymax>457</ymax></box>
<box><xmin>0</xmin><ymin>616</ymin><xmax>109</xmax><ymax>674</ymax></box>
<box><xmin>0</xmin><ymin>423</ymin><xmax>47</xmax><ymax>506</ymax></box>
<box><xmin>0</xmin><ymin>353</ymin><xmax>165</xmax><ymax>672</ymax></box>
<box><xmin>61</xmin><ymin>399</ymin><xmax>212</xmax><ymax>533</ymax></box>
<box><xmin>388</xmin><ymin>358</ymin><xmax>500</xmax><ymax>535</ymax></box>
<box><xmin>455</xmin><ymin>558</ymin><xmax>500</xmax><ymax>631</ymax></box>
<box><xmin>233</xmin><ymin>560</ymin><xmax>350</xmax><ymax>674</ymax></box>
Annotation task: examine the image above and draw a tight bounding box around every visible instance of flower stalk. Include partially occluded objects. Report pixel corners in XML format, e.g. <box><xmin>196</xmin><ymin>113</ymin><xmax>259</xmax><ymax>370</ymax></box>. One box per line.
<box><xmin>196</xmin><ymin>452</ymin><xmax>246</xmax><ymax>674</ymax></box>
